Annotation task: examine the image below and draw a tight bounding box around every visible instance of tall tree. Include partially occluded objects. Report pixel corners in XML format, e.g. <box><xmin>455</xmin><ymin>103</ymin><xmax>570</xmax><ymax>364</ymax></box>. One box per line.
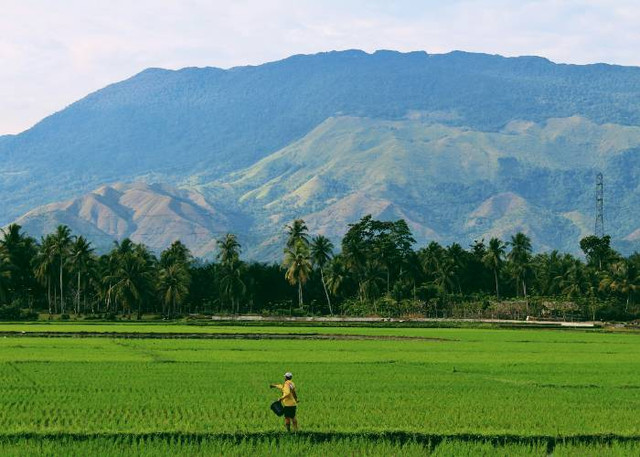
<box><xmin>285</xmin><ymin>219</ymin><xmax>310</xmax><ymax>249</ymax></box>
<box><xmin>217</xmin><ymin>233</ymin><xmax>245</xmax><ymax>313</ymax></box>
<box><xmin>558</xmin><ymin>258</ymin><xmax>590</xmax><ymax>301</ymax></box>
<box><xmin>0</xmin><ymin>247</ymin><xmax>12</xmax><ymax>304</ymax></box>
<box><xmin>580</xmin><ymin>235</ymin><xmax>617</xmax><ymax>271</ymax></box>
<box><xmin>160</xmin><ymin>240</ymin><xmax>192</xmax><ymax>268</ymax></box>
<box><xmin>326</xmin><ymin>255</ymin><xmax>349</xmax><ymax>310</ymax></box>
<box><xmin>33</xmin><ymin>235</ymin><xmax>56</xmax><ymax>313</ymax></box>
<box><xmin>158</xmin><ymin>241</ymin><xmax>192</xmax><ymax>315</ymax></box>
<box><xmin>445</xmin><ymin>243</ymin><xmax>467</xmax><ymax>294</ymax></box>
<box><xmin>599</xmin><ymin>259</ymin><xmax>640</xmax><ymax>312</ymax></box>
<box><xmin>507</xmin><ymin>232</ymin><xmax>533</xmax><ymax>298</ymax></box>
<box><xmin>310</xmin><ymin>235</ymin><xmax>334</xmax><ymax>315</ymax></box>
<box><xmin>342</xmin><ymin>215</ymin><xmax>415</xmax><ymax>303</ymax></box>
<box><xmin>283</xmin><ymin>241</ymin><xmax>312</xmax><ymax>308</ymax></box>
<box><xmin>158</xmin><ymin>263</ymin><xmax>191</xmax><ymax>316</ymax></box>
<box><xmin>51</xmin><ymin>225</ymin><xmax>72</xmax><ymax>314</ymax></box>
<box><xmin>0</xmin><ymin>224</ymin><xmax>37</xmax><ymax>302</ymax></box>
<box><xmin>482</xmin><ymin>237</ymin><xmax>505</xmax><ymax>299</ymax></box>
<box><xmin>69</xmin><ymin>236</ymin><xmax>95</xmax><ymax>314</ymax></box>
<box><xmin>106</xmin><ymin>243</ymin><xmax>156</xmax><ymax>319</ymax></box>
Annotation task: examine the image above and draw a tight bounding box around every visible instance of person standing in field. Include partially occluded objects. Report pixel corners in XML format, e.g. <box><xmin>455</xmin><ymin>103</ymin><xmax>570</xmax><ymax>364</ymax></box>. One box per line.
<box><xmin>270</xmin><ymin>372</ymin><xmax>298</xmax><ymax>432</ymax></box>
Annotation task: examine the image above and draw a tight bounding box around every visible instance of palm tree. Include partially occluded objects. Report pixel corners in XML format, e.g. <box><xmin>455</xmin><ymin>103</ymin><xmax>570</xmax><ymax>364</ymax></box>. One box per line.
<box><xmin>50</xmin><ymin>225</ymin><xmax>72</xmax><ymax>314</ymax></box>
<box><xmin>1</xmin><ymin>224</ymin><xmax>37</xmax><ymax>302</ymax></box>
<box><xmin>217</xmin><ymin>233</ymin><xmax>245</xmax><ymax>313</ymax></box>
<box><xmin>507</xmin><ymin>232</ymin><xmax>532</xmax><ymax>298</ymax></box>
<box><xmin>0</xmin><ymin>248</ymin><xmax>12</xmax><ymax>303</ymax></box>
<box><xmin>359</xmin><ymin>258</ymin><xmax>385</xmax><ymax>310</ymax></box>
<box><xmin>160</xmin><ymin>240</ymin><xmax>192</xmax><ymax>268</ymax></box>
<box><xmin>482</xmin><ymin>237</ymin><xmax>505</xmax><ymax>299</ymax></box>
<box><xmin>326</xmin><ymin>255</ymin><xmax>348</xmax><ymax>311</ymax></box>
<box><xmin>158</xmin><ymin>263</ymin><xmax>191</xmax><ymax>317</ymax></box>
<box><xmin>599</xmin><ymin>259</ymin><xmax>640</xmax><ymax>312</ymax></box>
<box><xmin>158</xmin><ymin>242</ymin><xmax>192</xmax><ymax>315</ymax></box>
<box><xmin>432</xmin><ymin>256</ymin><xmax>456</xmax><ymax>297</ymax></box>
<box><xmin>217</xmin><ymin>233</ymin><xmax>241</xmax><ymax>265</ymax></box>
<box><xmin>285</xmin><ymin>219</ymin><xmax>310</xmax><ymax>249</ymax></box>
<box><xmin>219</xmin><ymin>261</ymin><xmax>246</xmax><ymax>314</ymax></box>
<box><xmin>445</xmin><ymin>243</ymin><xmax>466</xmax><ymax>294</ymax></box>
<box><xmin>107</xmin><ymin>245</ymin><xmax>155</xmax><ymax>319</ymax></box>
<box><xmin>419</xmin><ymin>242</ymin><xmax>446</xmax><ymax>278</ymax></box>
<box><xmin>310</xmin><ymin>235</ymin><xmax>334</xmax><ymax>315</ymax></box>
<box><xmin>559</xmin><ymin>259</ymin><xmax>590</xmax><ymax>300</ymax></box>
<box><xmin>283</xmin><ymin>241</ymin><xmax>312</xmax><ymax>307</ymax></box>
<box><xmin>69</xmin><ymin>236</ymin><xmax>95</xmax><ymax>314</ymax></box>
<box><xmin>33</xmin><ymin>235</ymin><xmax>56</xmax><ymax>314</ymax></box>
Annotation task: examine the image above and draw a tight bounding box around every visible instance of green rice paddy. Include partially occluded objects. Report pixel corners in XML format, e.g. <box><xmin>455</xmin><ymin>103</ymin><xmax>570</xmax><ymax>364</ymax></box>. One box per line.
<box><xmin>0</xmin><ymin>323</ymin><xmax>638</xmax><ymax>455</ymax></box>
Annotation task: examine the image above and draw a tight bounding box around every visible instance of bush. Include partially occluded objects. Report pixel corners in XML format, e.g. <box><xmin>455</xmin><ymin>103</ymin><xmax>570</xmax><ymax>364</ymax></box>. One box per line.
<box><xmin>0</xmin><ymin>304</ymin><xmax>22</xmax><ymax>320</ymax></box>
<box><xmin>0</xmin><ymin>303</ymin><xmax>38</xmax><ymax>321</ymax></box>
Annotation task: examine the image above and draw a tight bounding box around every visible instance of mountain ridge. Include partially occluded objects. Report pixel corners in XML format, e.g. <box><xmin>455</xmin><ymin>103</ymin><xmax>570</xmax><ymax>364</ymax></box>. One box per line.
<box><xmin>3</xmin><ymin>49</ymin><xmax>640</xmax><ymax>258</ymax></box>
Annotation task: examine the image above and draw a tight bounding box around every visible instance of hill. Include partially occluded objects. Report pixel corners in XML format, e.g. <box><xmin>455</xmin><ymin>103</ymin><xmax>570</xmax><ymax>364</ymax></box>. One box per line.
<box><xmin>3</xmin><ymin>50</ymin><xmax>640</xmax><ymax>258</ymax></box>
<box><xmin>14</xmin><ymin>182</ymin><xmax>242</xmax><ymax>258</ymax></box>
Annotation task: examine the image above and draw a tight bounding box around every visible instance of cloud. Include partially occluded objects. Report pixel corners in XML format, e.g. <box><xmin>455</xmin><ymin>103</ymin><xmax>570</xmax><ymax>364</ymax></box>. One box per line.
<box><xmin>1</xmin><ymin>0</ymin><xmax>639</xmax><ymax>134</ymax></box>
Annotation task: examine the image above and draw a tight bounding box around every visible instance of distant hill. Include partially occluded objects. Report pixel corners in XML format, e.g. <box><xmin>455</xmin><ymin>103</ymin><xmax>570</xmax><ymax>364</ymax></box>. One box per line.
<box><xmin>202</xmin><ymin>115</ymin><xmax>640</xmax><ymax>257</ymax></box>
<box><xmin>14</xmin><ymin>182</ymin><xmax>242</xmax><ymax>258</ymax></box>
<box><xmin>3</xmin><ymin>50</ymin><xmax>640</xmax><ymax>258</ymax></box>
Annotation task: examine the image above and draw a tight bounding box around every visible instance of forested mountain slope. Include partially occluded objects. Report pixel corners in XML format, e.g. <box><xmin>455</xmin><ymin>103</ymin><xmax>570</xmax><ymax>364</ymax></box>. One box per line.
<box><xmin>3</xmin><ymin>50</ymin><xmax>640</xmax><ymax>258</ymax></box>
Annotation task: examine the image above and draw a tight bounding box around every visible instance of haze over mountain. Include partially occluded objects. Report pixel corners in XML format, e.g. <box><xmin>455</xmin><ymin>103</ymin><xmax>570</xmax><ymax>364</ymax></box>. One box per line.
<box><xmin>2</xmin><ymin>50</ymin><xmax>640</xmax><ymax>259</ymax></box>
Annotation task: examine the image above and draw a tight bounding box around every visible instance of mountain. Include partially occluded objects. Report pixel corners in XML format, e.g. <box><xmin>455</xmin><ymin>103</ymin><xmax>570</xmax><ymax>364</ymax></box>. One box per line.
<box><xmin>14</xmin><ymin>182</ymin><xmax>242</xmax><ymax>258</ymax></box>
<box><xmin>4</xmin><ymin>49</ymin><xmax>640</xmax><ymax>258</ymax></box>
<box><xmin>201</xmin><ymin>115</ymin><xmax>640</xmax><ymax>257</ymax></box>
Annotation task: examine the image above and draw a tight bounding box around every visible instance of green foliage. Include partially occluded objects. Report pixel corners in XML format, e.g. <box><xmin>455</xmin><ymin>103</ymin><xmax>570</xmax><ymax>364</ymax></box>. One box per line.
<box><xmin>2</xmin><ymin>220</ymin><xmax>640</xmax><ymax>320</ymax></box>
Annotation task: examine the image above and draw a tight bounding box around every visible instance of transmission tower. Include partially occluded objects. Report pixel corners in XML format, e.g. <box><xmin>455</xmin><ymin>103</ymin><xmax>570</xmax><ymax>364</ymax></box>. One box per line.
<box><xmin>595</xmin><ymin>173</ymin><xmax>604</xmax><ymax>237</ymax></box>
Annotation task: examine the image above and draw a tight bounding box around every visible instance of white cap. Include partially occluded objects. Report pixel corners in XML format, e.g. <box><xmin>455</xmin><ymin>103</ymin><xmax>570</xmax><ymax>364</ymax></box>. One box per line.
<box><xmin>284</xmin><ymin>372</ymin><xmax>293</xmax><ymax>379</ymax></box>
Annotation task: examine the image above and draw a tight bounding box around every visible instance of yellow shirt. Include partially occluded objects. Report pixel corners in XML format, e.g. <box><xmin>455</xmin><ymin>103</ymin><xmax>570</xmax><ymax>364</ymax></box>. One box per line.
<box><xmin>275</xmin><ymin>380</ymin><xmax>297</xmax><ymax>407</ymax></box>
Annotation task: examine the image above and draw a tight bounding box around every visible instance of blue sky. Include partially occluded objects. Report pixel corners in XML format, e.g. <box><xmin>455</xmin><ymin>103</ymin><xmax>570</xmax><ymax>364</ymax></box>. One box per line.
<box><xmin>1</xmin><ymin>0</ymin><xmax>639</xmax><ymax>134</ymax></box>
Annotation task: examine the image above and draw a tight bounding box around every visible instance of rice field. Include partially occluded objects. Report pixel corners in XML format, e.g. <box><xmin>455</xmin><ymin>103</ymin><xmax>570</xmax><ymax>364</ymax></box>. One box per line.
<box><xmin>0</xmin><ymin>324</ymin><xmax>638</xmax><ymax>455</ymax></box>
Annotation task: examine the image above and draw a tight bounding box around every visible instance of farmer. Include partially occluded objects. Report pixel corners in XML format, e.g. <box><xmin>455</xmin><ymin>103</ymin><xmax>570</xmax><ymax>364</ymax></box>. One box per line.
<box><xmin>270</xmin><ymin>372</ymin><xmax>298</xmax><ymax>431</ymax></box>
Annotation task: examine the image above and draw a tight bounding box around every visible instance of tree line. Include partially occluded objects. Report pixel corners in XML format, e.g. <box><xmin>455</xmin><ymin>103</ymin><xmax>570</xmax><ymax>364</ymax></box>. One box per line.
<box><xmin>0</xmin><ymin>217</ymin><xmax>638</xmax><ymax>320</ymax></box>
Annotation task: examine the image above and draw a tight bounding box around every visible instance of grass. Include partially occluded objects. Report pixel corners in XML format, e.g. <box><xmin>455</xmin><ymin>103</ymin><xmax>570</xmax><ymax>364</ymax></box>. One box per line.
<box><xmin>0</xmin><ymin>326</ymin><xmax>638</xmax><ymax>455</ymax></box>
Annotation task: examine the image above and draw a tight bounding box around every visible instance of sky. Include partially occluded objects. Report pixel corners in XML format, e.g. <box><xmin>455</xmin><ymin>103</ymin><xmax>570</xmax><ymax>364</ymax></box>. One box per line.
<box><xmin>1</xmin><ymin>0</ymin><xmax>639</xmax><ymax>135</ymax></box>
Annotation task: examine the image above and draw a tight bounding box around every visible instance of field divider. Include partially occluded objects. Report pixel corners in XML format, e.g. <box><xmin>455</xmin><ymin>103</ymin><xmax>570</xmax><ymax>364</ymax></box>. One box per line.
<box><xmin>0</xmin><ymin>331</ymin><xmax>449</xmax><ymax>341</ymax></box>
<box><xmin>0</xmin><ymin>430</ymin><xmax>638</xmax><ymax>452</ymax></box>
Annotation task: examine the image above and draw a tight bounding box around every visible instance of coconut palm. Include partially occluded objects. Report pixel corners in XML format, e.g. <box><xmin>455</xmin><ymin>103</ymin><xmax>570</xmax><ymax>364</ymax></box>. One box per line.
<box><xmin>507</xmin><ymin>232</ymin><xmax>532</xmax><ymax>298</ymax></box>
<box><xmin>310</xmin><ymin>235</ymin><xmax>334</xmax><ymax>315</ymax></box>
<box><xmin>325</xmin><ymin>255</ymin><xmax>348</xmax><ymax>307</ymax></box>
<box><xmin>50</xmin><ymin>225</ymin><xmax>72</xmax><ymax>313</ymax></box>
<box><xmin>217</xmin><ymin>233</ymin><xmax>241</xmax><ymax>265</ymax></box>
<box><xmin>217</xmin><ymin>233</ymin><xmax>245</xmax><ymax>313</ymax></box>
<box><xmin>285</xmin><ymin>219</ymin><xmax>310</xmax><ymax>249</ymax></box>
<box><xmin>445</xmin><ymin>243</ymin><xmax>466</xmax><ymax>294</ymax></box>
<box><xmin>160</xmin><ymin>240</ymin><xmax>192</xmax><ymax>268</ymax></box>
<box><xmin>33</xmin><ymin>235</ymin><xmax>57</xmax><ymax>313</ymax></box>
<box><xmin>69</xmin><ymin>236</ymin><xmax>95</xmax><ymax>314</ymax></box>
<box><xmin>219</xmin><ymin>261</ymin><xmax>246</xmax><ymax>314</ymax></box>
<box><xmin>107</xmin><ymin>245</ymin><xmax>155</xmax><ymax>319</ymax></box>
<box><xmin>0</xmin><ymin>224</ymin><xmax>37</xmax><ymax>302</ymax></box>
<box><xmin>0</xmin><ymin>248</ymin><xmax>12</xmax><ymax>303</ymax></box>
<box><xmin>599</xmin><ymin>259</ymin><xmax>640</xmax><ymax>312</ymax></box>
<box><xmin>559</xmin><ymin>258</ymin><xmax>590</xmax><ymax>300</ymax></box>
<box><xmin>158</xmin><ymin>263</ymin><xmax>191</xmax><ymax>316</ymax></box>
<box><xmin>283</xmin><ymin>241</ymin><xmax>312</xmax><ymax>307</ymax></box>
<box><xmin>482</xmin><ymin>237</ymin><xmax>505</xmax><ymax>299</ymax></box>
